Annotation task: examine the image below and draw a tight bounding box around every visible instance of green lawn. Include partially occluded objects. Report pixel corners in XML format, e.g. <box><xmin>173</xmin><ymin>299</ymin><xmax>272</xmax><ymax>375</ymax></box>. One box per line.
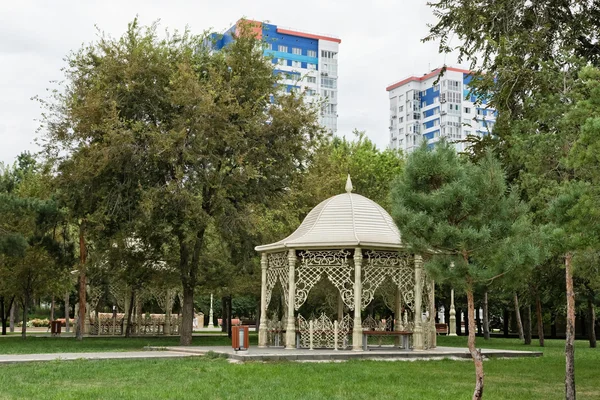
<box><xmin>0</xmin><ymin>337</ymin><xmax>598</xmax><ymax>399</ymax></box>
<box><xmin>0</xmin><ymin>334</ymin><xmax>237</xmax><ymax>354</ymax></box>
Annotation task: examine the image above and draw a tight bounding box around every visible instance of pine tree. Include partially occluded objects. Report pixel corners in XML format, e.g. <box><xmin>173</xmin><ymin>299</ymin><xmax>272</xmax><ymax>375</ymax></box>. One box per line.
<box><xmin>390</xmin><ymin>142</ymin><xmax>536</xmax><ymax>400</ymax></box>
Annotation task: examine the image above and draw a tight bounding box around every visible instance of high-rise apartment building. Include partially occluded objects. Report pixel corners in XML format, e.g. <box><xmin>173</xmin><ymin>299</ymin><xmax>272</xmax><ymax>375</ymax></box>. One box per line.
<box><xmin>386</xmin><ymin>67</ymin><xmax>496</xmax><ymax>154</ymax></box>
<box><xmin>212</xmin><ymin>19</ymin><xmax>341</xmax><ymax>133</ymax></box>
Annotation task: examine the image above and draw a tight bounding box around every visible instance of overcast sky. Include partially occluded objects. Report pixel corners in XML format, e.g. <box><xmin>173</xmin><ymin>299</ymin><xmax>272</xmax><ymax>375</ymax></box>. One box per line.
<box><xmin>0</xmin><ymin>0</ymin><xmax>461</xmax><ymax>165</ymax></box>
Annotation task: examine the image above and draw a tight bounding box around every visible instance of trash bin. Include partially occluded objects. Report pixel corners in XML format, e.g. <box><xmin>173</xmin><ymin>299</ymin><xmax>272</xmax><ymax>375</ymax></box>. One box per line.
<box><xmin>51</xmin><ymin>320</ymin><xmax>61</xmax><ymax>337</ymax></box>
<box><xmin>231</xmin><ymin>325</ymin><xmax>249</xmax><ymax>350</ymax></box>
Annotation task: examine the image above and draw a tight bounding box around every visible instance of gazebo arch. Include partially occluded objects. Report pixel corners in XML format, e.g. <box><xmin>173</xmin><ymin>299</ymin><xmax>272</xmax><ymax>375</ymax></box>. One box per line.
<box><xmin>255</xmin><ymin>176</ymin><xmax>436</xmax><ymax>351</ymax></box>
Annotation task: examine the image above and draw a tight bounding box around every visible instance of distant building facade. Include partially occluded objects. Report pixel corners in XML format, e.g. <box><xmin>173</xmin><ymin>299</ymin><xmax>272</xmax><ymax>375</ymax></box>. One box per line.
<box><xmin>212</xmin><ymin>19</ymin><xmax>341</xmax><ymax>134</ymax></box>
<box><xmin>386</xmin><ymin>67</ymin><xmax>496</xmax><ymax>154</ymax></box>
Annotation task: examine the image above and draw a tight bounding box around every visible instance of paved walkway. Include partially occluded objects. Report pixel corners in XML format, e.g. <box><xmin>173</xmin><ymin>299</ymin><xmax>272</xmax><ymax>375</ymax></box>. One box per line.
<box><xmin>0</xmin><ymin>346</ymin><xmax>542</xmax><ymax>364</ymax></box>
<box><xmin>163</xmin><ymin>345</ymin><xmax>543</xmax><ymax>362</ymax></box>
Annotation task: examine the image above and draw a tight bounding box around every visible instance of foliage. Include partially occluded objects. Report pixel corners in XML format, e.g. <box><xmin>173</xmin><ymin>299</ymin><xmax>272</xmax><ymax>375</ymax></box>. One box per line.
<box><xmin>41</xmin><ymin>19</ymin><xmax>323</xmax><ymax>344</ymax></box>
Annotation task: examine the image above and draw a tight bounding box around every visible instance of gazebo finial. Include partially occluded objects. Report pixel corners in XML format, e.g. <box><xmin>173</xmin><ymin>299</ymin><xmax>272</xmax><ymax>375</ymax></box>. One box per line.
<box><xmin>345</xmin><ymin>174</ymin><xmax>353</xmax><ymax>193</ymax></box>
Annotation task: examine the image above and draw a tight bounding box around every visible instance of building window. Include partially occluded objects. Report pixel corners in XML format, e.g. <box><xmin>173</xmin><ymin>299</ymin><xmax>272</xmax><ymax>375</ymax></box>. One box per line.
<box><xmin>321</xmin><ymin>77</ymin><xmax>337</xmax><ymax>89</ymax></box>
<box><xmin>477</xmin><ymin>109</ymin><xmax>483</xmax><ymax>115</ymax></box>
<box><xmin>434</xmin><ymin>96</ymin><xmax>439</xmax><ymax>103</ymax></box>
<box><xmin>399</xmin><ymin>128</ymin><xmax>404</xmax><ymax>134</ymax></box>
<box><xmin>306</xmin><ymin>89</ymin><xmax>316</xmax><ymax>96</ymax></box>
<box><xmin>278</xmin><ymin>45</ymin><xmax>288</xmax><ymax>53</ymax></box>
<box><xmin>266</xmin><ymin>43</ymin><xmax>273</xmax><ymax>50</ymax></box>
<box><xmin>421</xmin><ymin>101</ymin><xmax>426</xmax><ymax>108</ymax></box>
<box><xmin>277</xmin><ymin>58</ymin><xmax>286</xmax><ymax>65</ymax></box>
<box><xmin>292</xmin><ymin>47</ymin><xmax>302</xmax><ymax>55</ymax></box>
<box><xmin>399</xmin><ymin>105</ymin><xmax>404</xmax><ymax>112</ymax></box>
<box><xmin>399</xmin><ymin>116</ymin><xmax>404</xmax><ymax>123</ymax></box>
<box><xmin>464</xmin><ymin>107</ymin><xmax>471</xmax><ymax>114</ymax></box>
<box><xmin>307</xmin><ymin>50</ymin><xmax>316</xmax><ymax>57</ymax></box>
<box><xmin>321</xmin><ymin>50</ymin><xmax>337</xmax><ymax>59</ymax></box>
<box><xmin>292</xmin><ymin>60</ymin><xmax>301</xmax><ymax>68</ymax></box>
<box><xmin>434</xmin><ymin>84</ymin><xmax>440</xmax><ymax>91</ymax></box>
<box><xmin>307</xmin><ymin>76</ymin><xmax>316</xmax><ymax>84</ymax></box>
<box><xmin>307</xmin><ymin>63</ymin><xmax>316</xmax><ymax>70</ymax></box>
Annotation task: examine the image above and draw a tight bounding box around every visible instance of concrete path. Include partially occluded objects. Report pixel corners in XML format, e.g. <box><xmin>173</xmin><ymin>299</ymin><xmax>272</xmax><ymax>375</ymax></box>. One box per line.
<box><xmin>0</xmin><ymin>346</ymin><xmax>542</xmax><ymax>364</ymax></box>
<box><xmin>0</xmin><ymin>351</ymin><xmax>199</xmax><ymax>364</ymax></box>
<box><xmin>163</xmin><ymin>345</ymin><xmax>543</xmax><ymax>362</ymax></box>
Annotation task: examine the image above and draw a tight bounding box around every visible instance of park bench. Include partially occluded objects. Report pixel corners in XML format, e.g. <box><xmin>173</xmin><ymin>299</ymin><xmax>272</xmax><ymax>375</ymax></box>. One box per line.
<box><xmin>436</xmin><ymin>323</ymin><xmax>448</xmax><ymax>335</ymax></box>
<box><xmin>362</xmin><ymin>330</ymin><xmax>412</xmax><ymax>351</ymax></box>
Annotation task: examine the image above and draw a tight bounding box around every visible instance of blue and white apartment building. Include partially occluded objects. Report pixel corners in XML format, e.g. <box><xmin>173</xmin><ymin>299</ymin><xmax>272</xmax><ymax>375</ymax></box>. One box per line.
<box><xmin>386</xmin><ymin>67</ymin><xmax>496</xmax><ymax>153</ymax></box>
<box><xmin>212</xmin><ymin>19</ymin><xmax>341</xmax><ymax>134</ymax></box>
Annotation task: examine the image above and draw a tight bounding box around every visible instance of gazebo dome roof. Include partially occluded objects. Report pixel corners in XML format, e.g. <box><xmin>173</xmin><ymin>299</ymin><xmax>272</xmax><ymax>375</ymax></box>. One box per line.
<box><xmin>255</xmin><ymin>176</ymin><xmax>402</xmax><ymax>252</ymax></box>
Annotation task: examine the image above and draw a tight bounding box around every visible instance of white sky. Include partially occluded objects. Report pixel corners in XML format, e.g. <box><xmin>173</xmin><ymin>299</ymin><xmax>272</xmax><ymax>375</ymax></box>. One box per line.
<box><xmin>0</xmin><ymin>0</ymin><xmax>461</xmax><ymax>164</ymax></box>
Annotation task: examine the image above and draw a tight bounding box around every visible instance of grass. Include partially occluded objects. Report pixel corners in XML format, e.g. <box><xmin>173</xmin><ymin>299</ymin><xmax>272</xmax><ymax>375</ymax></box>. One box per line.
<box><xmin>0</xmin><ymin>336</ymin><xmax>598</xmax><ymax>399</ymax></box>
<box><xmin>0</xmin><ymin>334</ymin><xmax>238</xmax><ymax>354</ymax></box>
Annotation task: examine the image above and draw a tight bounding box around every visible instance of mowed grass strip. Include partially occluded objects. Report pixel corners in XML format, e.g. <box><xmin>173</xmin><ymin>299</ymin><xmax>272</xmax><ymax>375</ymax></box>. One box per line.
<box><xmin>0</xmin><ymin>337</ymin><xmax>598</xmax><ymax>399</ymax></box>
<box><xmin>0</xmin><ymin>334</ymin><xmax>238</xmax><ymax>354</ymax></box>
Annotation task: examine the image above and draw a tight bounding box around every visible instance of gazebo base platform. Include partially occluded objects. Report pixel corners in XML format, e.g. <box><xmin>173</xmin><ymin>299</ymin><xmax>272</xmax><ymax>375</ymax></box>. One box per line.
<box><xmin>160</xmin><ymin>346</ymin><xmax>542</xmax><ymax>362</ymax></box>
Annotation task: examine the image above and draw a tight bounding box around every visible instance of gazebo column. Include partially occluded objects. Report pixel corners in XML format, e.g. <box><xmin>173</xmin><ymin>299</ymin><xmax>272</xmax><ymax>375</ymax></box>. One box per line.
<box><xmin>413</xmin><ymin>255</ymin><xmax>425</xmax><ymax>350</ymax></box>
<box><xmin>285</xmin><ymin>249</ymin><xmax>297</xmax><ymax>349</ymax></box>
<box><xmin>258</xmin><ymin>253</ymin><xmax>268</xmax><ymax>348</ymax></box>
<box><xmin>395</xmin><ymin>285</ymin><xmax>402</xmax><ymax>347</ymax></box>
<box><xmin>352</xmin><ymin>248</ymin><xmax>363</xmax><ymax>351</ymax></box>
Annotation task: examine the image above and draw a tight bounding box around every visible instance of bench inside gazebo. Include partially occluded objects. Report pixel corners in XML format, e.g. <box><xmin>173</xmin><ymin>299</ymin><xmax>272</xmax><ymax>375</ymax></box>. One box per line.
<box><xmin>255</xmin><ymin>176</ymin><xmax>437</xmax><ymax>351</ymax></box>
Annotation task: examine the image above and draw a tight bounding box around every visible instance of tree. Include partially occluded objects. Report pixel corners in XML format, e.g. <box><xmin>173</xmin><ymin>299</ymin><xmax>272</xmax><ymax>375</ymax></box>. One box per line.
<box><xmin>390</xmin><ymin>142</ymin><xmax>535</xmax><ymax>400</ymax></box>
<box><xmin>42</xmin><ymin>20</ymin><xmax>323</xmax><ymax>345</ymax></box>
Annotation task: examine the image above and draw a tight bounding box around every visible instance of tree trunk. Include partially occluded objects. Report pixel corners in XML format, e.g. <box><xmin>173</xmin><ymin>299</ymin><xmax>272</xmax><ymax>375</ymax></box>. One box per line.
<box><xmin>77</xmin><ymin>223</ymin><xmax>87</xmax><ymax>341</ymax></box>
<box><xmin>227</xmin><ymin>295</ymin><xmax>233</xmax><ymax>339</ymax></box>
<box><xmin>503</xmin><ymin>309</ymin><xmax>509</xmax><ymax>338</ymax></box>
<box><xmin>125</xmin><ymin>289</ymin><xmax>135</xmax><ymax>338</ymax></box>
<box><xmin>50</xmin><ymin>296</ymin><xmax>55</xmax><ymax>321</ymax></box>
<box><xmin>456</xmin><ymin>308</ymin><xmax>462</xmax><ymax>335</ymax></box>
<box><xmin>524</xmin><ymin>304</ymin><xmax>532</xmax><ymax>345</ymax></box>
<box><xmin>464</xmin><ymin>305</ymin><xmax>470</xmax><ymax>336</ymax></box>
<box><xmin>1</xmin><ymin>297</ymin><xmax>6</xmax><ymax>336</ymax></box>
<box><xmin>587</xmin><ymin>294</ymin><xmax>596</xmax><ymax>349</ymax></box>
<box><xmin>221</xmin><ymin>296</ymin><xmax>227</xmax><ymax>333</ymax></box>
<box><xmin>476</xmin><ymin>306</ymin><xmax>482</xmax><ymax>335</ymax></box>
<box><xmin>565</xmin><ymin>252</ymin><xmax>576</xmax><ymax>400</ymax></box>
<box><xmin>513</xmin><ymin>293</ymin><xmax>524</xmax><ymax>341</ymax></box>
<box><xmin>10</xmin><ymin>302</ymin><xmax>17</xmax><ymax>333</ymax></box>
<box><xmin>1</xmin><ymin>296</ymin><xmax>15</xmax><ymax>336</ymax></box>
<box><xmin>177</xmin><ymin>229</ymin><xmax>205</xmax><ymax>346</ymax></box>
<box><xmin>466</xmin><ymin>281</ymin><xmax>484</xmax><ymax>400</ymax></box>
<box><xmin>551</xmin><ymin>311</ymin><xmax>557</xmax><ymax>339</ymax></box>
<box><xmin>483</xmin><ymin>291</ymin><xmax>490</xmax><ymax>340</ymax></box>
<box><xmin>65</xmin><ymin>292</ymin><xmax>70</xmax><ymax>333</ymax></box>
<box><xmin>535</xmin><ymin>292</ymin><xmax>544</xmax><ymax>347</ymax></box>
<box><xmin>21</xmin><ymin>294</ymin><xmax>29</xmax><ymax>339</ymax></box>
<box><xmin>180</xmin><ymin>285</ymin><xmax>195</xmax><ymax>346</ymax></box>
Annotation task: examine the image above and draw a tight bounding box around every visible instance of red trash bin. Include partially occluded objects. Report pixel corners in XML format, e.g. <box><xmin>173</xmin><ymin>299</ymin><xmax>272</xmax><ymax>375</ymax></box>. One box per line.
<box><xmin>232</xmin><ymin>326</ymin><xmax>249</xmax><ymax>350</ymax></box>
<box><xmin>51</xmin><ymin>320</ymin><xmax>61</xmax><ymax>337</ymax></box>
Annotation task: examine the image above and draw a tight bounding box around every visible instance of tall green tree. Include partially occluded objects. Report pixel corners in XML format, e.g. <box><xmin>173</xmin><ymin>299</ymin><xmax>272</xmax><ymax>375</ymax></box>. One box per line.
<box><xmin>390</xmin><ymin>142</ymin><xmax>535</xmax><ymax>400</ymax></box>
<box><xmin>41</xmin><ymin>20</ymin><xmax>323</xmax><ymax>345</ymax></box>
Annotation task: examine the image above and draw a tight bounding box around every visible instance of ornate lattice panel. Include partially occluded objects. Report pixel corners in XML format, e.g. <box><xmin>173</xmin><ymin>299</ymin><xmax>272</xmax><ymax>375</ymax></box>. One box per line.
<box><xmin>296</xmin><ymin>313</ymin><xmax>352</xmax><ymax>349</ymax></box>
<box><xmin>267</xmin><ymin>315</ymin><xmax>285</xmax><ymax>347</ymax></box>
<box><xmin>266</xmin><ymin>252</ymin><xmax>289</xmax><ymax>310</ymax></box>
<box><xmin>297</xmin><ymin>314</ymin><xmax>310</xmax><ymax>348</ymax></box>
<box><xmin>362</xmin><ymin>251</ymin><xmax>414</xmax><ymax>311</ymax></box>
<box><xmin>296</xmin><ymin>250</ymin><xmax>354</xmax><ymax>311</ymax></box>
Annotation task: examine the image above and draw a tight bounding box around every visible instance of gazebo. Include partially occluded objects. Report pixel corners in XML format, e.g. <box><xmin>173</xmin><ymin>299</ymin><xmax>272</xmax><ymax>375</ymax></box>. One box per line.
<box><xmin>255</xmin><ymin>176</ymin><xmax>436</xmax><ymax>351</ymax></box>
